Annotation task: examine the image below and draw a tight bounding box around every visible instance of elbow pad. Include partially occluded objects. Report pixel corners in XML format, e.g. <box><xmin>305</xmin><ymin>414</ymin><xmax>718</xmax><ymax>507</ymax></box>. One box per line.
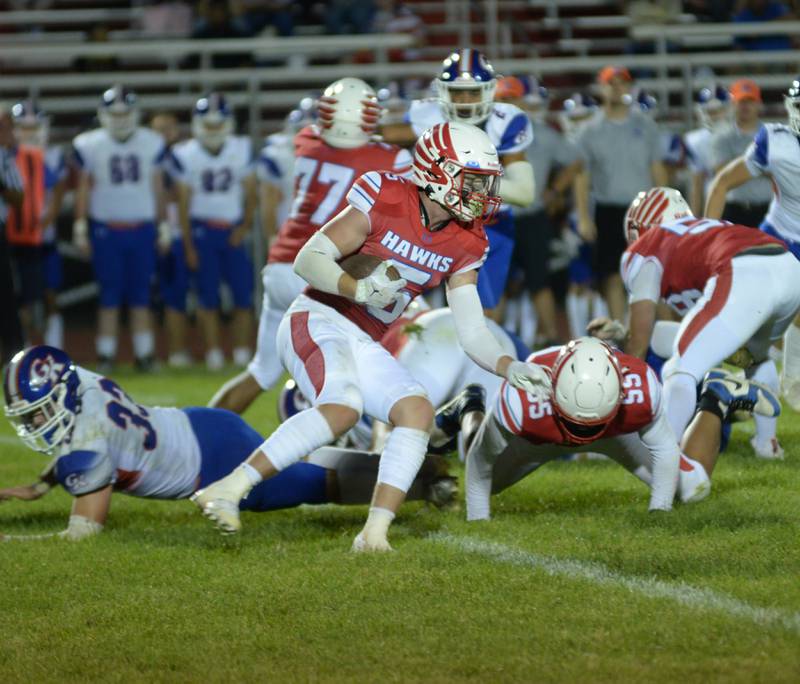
<box><xmin>293</xmin><ymin>231</ymin><xmax>344</xmax><ymax>294</ymax></box>
<box><xmin>447</xmin><ymin>283</ymin><xmax>507</xmax><ymax>373</ymax></box>
<box><xmin>499</xmin><ymin>160</ymin><xmax>535</xmax><ymax>207</ymax></box>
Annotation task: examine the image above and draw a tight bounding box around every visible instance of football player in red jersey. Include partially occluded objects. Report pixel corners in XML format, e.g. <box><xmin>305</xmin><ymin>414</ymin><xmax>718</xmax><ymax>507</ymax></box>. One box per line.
<box><xmin>209</xmin><ymin>78</ymin><xmax>413</xmax><ymax>414</ymax></box>
<box><xmin>463</xmin><ymin>338</ymin><xmax>780</xmax><ymax>520</ymax></box>
<box><xmin>612</xmin><ymin>187</ymin><xmax>800</xmax><ymax>457</ymax></box>
<box><xmin>193</xmin><ymin>122</ymin><xmax>552</xmax><ymax>550</ymax></box>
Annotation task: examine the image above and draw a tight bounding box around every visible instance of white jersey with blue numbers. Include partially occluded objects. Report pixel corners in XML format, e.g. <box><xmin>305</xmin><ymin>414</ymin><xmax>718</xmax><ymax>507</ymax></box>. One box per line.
<box><xmin>73</xmin><ymin>127</ymin><xmax>166</xmax><ymax>223</ymax></box>
<box><xmin>744</xmin><ymin>123</ymin><xmax>800</xmax><ymax>241</ymax></box>
<box><xmin>407</xmin><ymin>99</ymin><xmax>533</xmax><ymax>155</ymax></box>
<box><xmin>171</xmin><ymin>136</ymin><xmax>254</xmax><ymax>225</ymax></box>
<box><xmin>53</xmin><ymin>368</ymin><xmax>200</xmax><ymax>500</ymax></box>
<box><xmin>257</xmin><ymin>132</ymin><xmax>295</xmax><ymax>227</ymax></box>
<box><xmin>42</xmin><ymin>145</ymin><xmax>68</xmax><ymax>243</ymax></box>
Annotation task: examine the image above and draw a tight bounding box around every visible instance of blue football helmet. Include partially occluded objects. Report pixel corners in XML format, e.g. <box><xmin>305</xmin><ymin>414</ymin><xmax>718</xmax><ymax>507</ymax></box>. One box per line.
<box><xmin>283</xmin><ymin>95</ymin><xmax>317</xmax><ymax>135</ymax></box>
<box><xmin>633</xmin><ymin>89</ymin><xmax>658</xmax><ymax>116</ymax></box>
<box><xmin>3</xmin><ymin>346</ymin><xmax>81</xmax><ymax>453</ymax></box>
<box><xmin>436</xmin><ymin>49</ymin><xmax>497</xmax><ymax>125</ymax></box>
<box><xmin>785</xmin><ymin>77</ymin><xmax>800</xmax><ymax>135</ymax></box>
<box><xmin>695</xmin><ymin>85</ymin><xmax>731</xmax><ymax>131</ymax></box>
<box><xmin>98</xmin><ymin>85</ymin><xmax>139</xmax><ymax>141</ymax></box>
<box><xmin>277</xmin><ymin>379</ymin><xmax>311</xmax><ymax>424</ymax></box>
<box><xmin>559</xmin><ymin>93</ymin><xmax>598</xmax><ymax>141</ymax></box>
<box><xmin>521</xmin><ymin>76</ymin><xmax>549</xmax><ymax>122</ymax></box>
<box><xmin>192</xmin><ymin>92</ymin><xmax>234</xmax><ymax>151</ymax></box>
<box><xmin>11</xmin><ymin>99</ymin><xmax>49</xmax><ymax>148</ymax></box>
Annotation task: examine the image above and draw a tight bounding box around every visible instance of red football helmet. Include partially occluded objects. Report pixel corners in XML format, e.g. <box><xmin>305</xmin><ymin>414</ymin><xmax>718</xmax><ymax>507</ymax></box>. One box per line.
<box><xmin>624</xmin><ymin>186</ymin><xmax>692</xmax><ymax>243</ymax></box>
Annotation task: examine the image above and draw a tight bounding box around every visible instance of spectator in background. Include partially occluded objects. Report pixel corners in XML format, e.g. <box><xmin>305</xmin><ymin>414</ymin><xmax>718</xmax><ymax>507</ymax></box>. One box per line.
<box><xmin>734</xmin><ymin>0</ymin><xmax>795</xmax><ymax>51</ymax></box>
<box><xmin>498</xmin><ymin>76</ymin><xmax>582</xmax><ymax>346</ymax></box>
<box><xmin>372</xmin><ymin>1</ymin><xmax>426</xmax><ymax>61</ymax></box>
<box><xmin>0</xmin><ymin>105</ymin><xmax>25</xmax><ymax>365</ymax></box>
<box><xmin>708</xmin><ymin>78</ymin><xmax>772</xmax><ymax>226</ymax></box>
<box><xmin>73</xmin><ymin>24</ymin><xmax>120</xmax><ymax>73</ymax></box>
<box><xmin>326</xmin><ymin>0</ymin><xmax>376</xmax><ymax>34</ymax></box>
<box><xmin>574</xmin><ymin>66</ymin><xmax>668</xmax><ymax>322</ymax></box>
<box><xmin>141</xmin><ymin>0</ymin><xmax>194</xmax><ymax>38</ymax></box>
<box><xmin>192</xmin><ymin>0</ymin><xmax>250</xmax><ymax>68</ymax></box>
<box><xmin>230</xmin><ymin>0</ymin><xmax>295</xmax><ymax>37</ymax></box>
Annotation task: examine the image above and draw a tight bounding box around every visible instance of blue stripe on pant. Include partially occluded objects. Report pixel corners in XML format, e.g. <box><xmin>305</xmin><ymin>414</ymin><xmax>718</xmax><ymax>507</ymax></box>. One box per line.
<box><xmin>184</xmin><ymin>407</ymin><xmax>328</xmax><ymax>511</ymax></box>
<box><xmin>761</xmin><ymin>221</ymin><xmax>800</xmax><ymax>262</ymax></box>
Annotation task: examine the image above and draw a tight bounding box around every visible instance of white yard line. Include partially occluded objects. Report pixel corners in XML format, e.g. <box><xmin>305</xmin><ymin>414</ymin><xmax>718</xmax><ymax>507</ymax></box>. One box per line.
<box><xmin>431</xmin><ymin>533</ymin><xmax>800</xmax><ymax>636</ymax></box>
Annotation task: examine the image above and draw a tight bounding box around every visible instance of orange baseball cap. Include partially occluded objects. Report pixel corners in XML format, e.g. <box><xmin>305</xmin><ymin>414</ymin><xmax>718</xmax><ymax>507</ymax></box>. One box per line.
<box><xmin>495</xmin><ymin>76</ymin><xmax>526</xmax><ymax>101</ymax></box>
<box><xmin>598</xmin><ymin>65</ymin><xmax>632</xmax><ymax>84</ymax></box>
<box><xmin>730</xmin><ymin>78</ymin><xmax>762</xmax><ymax>102</ymax></box>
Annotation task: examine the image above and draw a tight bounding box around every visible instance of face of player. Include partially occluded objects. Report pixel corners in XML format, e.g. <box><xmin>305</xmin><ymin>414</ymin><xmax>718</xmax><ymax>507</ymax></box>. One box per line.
<box><xmin>734</xmin><ymin>98</ymin><xmax>760</xmax><ymax>126</ymax></box>
<box><xmin>449</xmin><ymin>88</ymin><xmax>485</xmax><ymax>120</ymax></box>
<box><xmin>458</xmin><ymin>169</ymin><xmax>501</xmax><ymax>220</ymax></box>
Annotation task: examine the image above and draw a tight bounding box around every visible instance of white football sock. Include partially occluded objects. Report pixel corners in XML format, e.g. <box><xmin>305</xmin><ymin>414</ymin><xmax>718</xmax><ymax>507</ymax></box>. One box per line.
<box><xmin>132</xmin><ymin>331</ymin><xmax>154</xmax><ymax>359</ymax></box>
<box><xmin>748</xmin><ymin>360</ymin><xmax>779</xmax><ymax>446</ymax></box>
<box><xmin>783</xmin><ymin>322</ymin><xmax>800</xmax><ymax>378</ymax></box>
<box><xmin>663</xmin><ymin>371</ymin><xmax>698</xmax><ymax>439</ymax></box>
<box><xmin>96</xmin><ymin>335</ymin><xmax>117</xmax><ymax>359</ymax></box>
<box><xmin>232</xmin><ymin>346</ymin><xmax>251</xmax><ymax>367</ymax></box>
<box><xmin>376</xmin><ymin>427</ymin><xmax>429</xmax><ymax>493</ymax></box>
<box><xmin>566</xmin><ymin>292</ymin><xmax>590</xmax><ymax>339</ymax></box>
<box><xmin>44</xmin><ymin>313</ymin><xmax>63</xmax><ymax>349</ymax></box>
<box><xmin>261</xmin><ymin>407</ymin><xmax>335</xmax><ymax>471</ymax></box>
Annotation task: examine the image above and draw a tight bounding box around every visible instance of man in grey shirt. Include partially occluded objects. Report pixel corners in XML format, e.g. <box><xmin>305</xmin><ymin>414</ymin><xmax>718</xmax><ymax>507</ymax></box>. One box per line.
<box><xmin>708</xmin><ymin>78</ymin><xmax>773</xmax><ymax>227</ymax></box>
<box><xmin>0</xmin><ymin>103</ymin><xmax>25</xmax><ymax>363</ymax></box>
<box><xmin>498</xmin><ymin>77</ymin><xmax>582</xmax><ymax>345</ymax></box>
<box><xmin>574</xmin><ymin>66</ymin><xmax>668</xmax><ymax>321</ymax></box>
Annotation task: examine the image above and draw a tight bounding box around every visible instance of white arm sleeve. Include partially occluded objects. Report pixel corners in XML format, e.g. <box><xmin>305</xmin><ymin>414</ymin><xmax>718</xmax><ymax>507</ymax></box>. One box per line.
<box><xmin>498</xmin><ymin>160</ymin><xmax>535</xmax><ymax>208</ymax></box>
<box><xmin>638</xmin><ymin>407</ymin><xmax>680</xmax><ymax>511</ymax></box>
<box><xmin>293</xmin><ymin>231</ymin><xmax>344</xmax><ymax>294</ymax></box>
<box><xmin>447</xmin><ymin>283</ymin><xmax>511</xmax><ymax>374</ymax></box>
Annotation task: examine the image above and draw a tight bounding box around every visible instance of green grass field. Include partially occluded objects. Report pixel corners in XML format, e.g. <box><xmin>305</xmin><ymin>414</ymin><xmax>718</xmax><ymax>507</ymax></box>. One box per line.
<box><xmin>1</xmin><ymin>367</ymin><xmax>799</xmax><ymax>682</ymax></box>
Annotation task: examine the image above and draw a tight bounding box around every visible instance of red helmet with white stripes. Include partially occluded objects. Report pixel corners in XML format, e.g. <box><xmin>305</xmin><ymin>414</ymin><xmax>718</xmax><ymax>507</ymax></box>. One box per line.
<box><xmin>411</xmin><ymin>121</ymin><xmax>502</xmax><ymax>223</ymax></box>
<box><xmin>624</xmin><ymin>186</ymin><xmax>693</xmax><ymax>243</ymax></box>
<box><xmin>551</xmin><ymin>337</ymin><xmax>624</xmax><ymax>444</ymax></box>
<box><xmin>317</xmin><ymin>77</ymin><xmax>381</xmax><ymax>149</ymax></box>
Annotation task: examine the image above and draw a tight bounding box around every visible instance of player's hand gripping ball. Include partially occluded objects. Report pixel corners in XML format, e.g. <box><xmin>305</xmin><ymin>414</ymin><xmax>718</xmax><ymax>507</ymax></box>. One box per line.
<box><xmin>341</xmin><ymin>254</ymin><xmax>407</xmax><ymax>308</ymax></box>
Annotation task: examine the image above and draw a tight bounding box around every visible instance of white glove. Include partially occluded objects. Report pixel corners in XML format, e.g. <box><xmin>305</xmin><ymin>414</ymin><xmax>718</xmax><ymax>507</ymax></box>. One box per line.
<box><xmin>506</xmin><ymin>360</ymin><xmax>552</xmax><ymax>399</ymax></box>
<box><xmin>157</xmin><ymin>220</ymin><xmax>173</xmax><ymax>251</ymax></box>
<box><xmin>354</xmin><ymin>261</ymin><xmax>407</xmax><ymax>308</ymax></box>
<box><xmin>587</xmin><ymin>316</ymin><xmax>628</xmax><ymax>348</ymax></box>
<box><xmin>72</xmin><ymin>218</ymin><xmax>89</xmax><ymax>251</ymax></box>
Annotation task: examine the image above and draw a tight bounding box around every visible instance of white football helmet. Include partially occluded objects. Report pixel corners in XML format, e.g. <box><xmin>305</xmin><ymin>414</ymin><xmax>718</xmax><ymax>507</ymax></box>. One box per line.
<box><xmin>785</xmin><ymin>76</ymin><xmax>800</xmax><ymax>135</ymax></box>
<box><xmin>98</xmin><ymin>85</ymin><xmax>139</xmax><ymax>141</ymax></box>
<box><xmin>11</xmin><ymin>100</ymin><xmax>49</xmax><ymax>148</ymax></box>
<box><xmin>317</xmin><ymin>78</ymin><xmax>381</xmax><ymax>149</ymax></box>
<box><xmin>624</xmin><ymin>186</ymin><xmax>693</xmax><ymax>243</ymax></box>
<box><xmin>192</xmin><ymin>92</ymin><xmax>234</xmax><ymax>152</ymax></box>
<box><xmin>551</xmin><ymin>337</ymin><xmax>624</xmax><ymax>444</ymax></box>
<box><xmin>411</xmin><ymin>121</ymin><xmax>502</xmax><ymax>223</ymax></box>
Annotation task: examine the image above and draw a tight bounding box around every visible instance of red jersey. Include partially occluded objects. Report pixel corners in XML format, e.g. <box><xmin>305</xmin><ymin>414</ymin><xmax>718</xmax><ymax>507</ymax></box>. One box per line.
<box><xmin>268</xmin><ymin>125</ymin><xmax>412</xmax><ymax>264</ymax></box>
<box><xmin>621</xmin><ymin>217</ymin><xmax>785</xmax><ymax>315</ymax></box>
<box><xmin>495</xmin><ymin>348</ymin><xmax>659</xmax><ymax>446</ymax></box>
<box><xmin>307</xmin><ymin>172</ymin><xmax>489</xmax><ymax>341</ymax></box>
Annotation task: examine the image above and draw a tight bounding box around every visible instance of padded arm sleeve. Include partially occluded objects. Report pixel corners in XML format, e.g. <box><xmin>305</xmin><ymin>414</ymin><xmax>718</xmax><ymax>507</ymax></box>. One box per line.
<box><xmin>447</xmin><ymin>283</ymin><xmax>511</xmax><ymax>373</ymax></box>
<box><xmin>293</xmin><ymin>230</ymin><xmax>344</xmax><ymax>294</ymax></box>
<box><xmin>498</xmin><ymin>160</ymin><xmax>535</xmax><ymax>208</ymax></box>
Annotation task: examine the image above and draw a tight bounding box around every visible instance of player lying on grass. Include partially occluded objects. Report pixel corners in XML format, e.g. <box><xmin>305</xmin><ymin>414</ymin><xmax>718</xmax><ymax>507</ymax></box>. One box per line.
<box><xmin>0</xmin><ymin>346</ymin><xmax>453</xmax><ymax>541</ymax></box>
<box><xmin>449</xmin><ymin>337</ymin><xmax>780</xmax><ymax>520</ymax></box>
<box><xmin>614</xmin><ymin>187</ymin><xmax>800</xmax><ymax>459</ymax></box>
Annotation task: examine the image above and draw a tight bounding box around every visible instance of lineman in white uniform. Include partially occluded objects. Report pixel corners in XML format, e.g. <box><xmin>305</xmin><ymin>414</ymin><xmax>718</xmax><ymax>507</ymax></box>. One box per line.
<box><xmin>704</xmin><ymin>77</ymin><xmax>800</xmax><ymax>411</ymax></box>
<box><xmin>171</xmin><ymin>93</ymin><xmax>257</xmax><ymax>370</ymax></box>
<box><xmin>72</xmin><ymin>85</ymin><xmax>168</xmax><ymax>372</ymax></box>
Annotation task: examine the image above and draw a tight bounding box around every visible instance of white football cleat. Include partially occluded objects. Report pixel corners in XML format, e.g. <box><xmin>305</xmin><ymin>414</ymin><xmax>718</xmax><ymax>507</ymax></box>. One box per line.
<box><xmin>191</xmin><ymin>485</ymin><xmax>242</xmax><ymax>535</ymax></box>
<box><xmin>780</xmin><ymin>374</ymin><xmax>800</xmax><ymax>413</ymax></box>
<box><xmin>678</xmin><ymin>456</ymin><xmax>711</xmax><ymax>504</ymax></box>
<box><xmin>750</xmin><ymin>436</ymin><xmax>785</xmax><ymax>460</ymax></box>
<box><xmin>351</xmin><ymin>531</ymin><xmax>393</xmax><ymax>553</ymax></box>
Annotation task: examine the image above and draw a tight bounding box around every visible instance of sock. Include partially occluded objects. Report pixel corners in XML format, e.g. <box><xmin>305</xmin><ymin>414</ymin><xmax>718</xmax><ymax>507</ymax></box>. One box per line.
<box><xmin>96</xmin><ymin>335</ymin><xmax>117</xmax><ymax>359</ymax></box>
<box><xmin>566</xmin><ymin>292</ymin><xmax>590</xmax><ymax>339</ymax></box>
<box><xmin>520</xmin><ymin>295</ymin><xmax>537</xmax><ymax>348</ymax></box>
<box><xmin>783</xmin><ymin>323</ymin><xmax>800</xmax><ymax>378</ymax></box>
<box><xmin>748</xmin><ymin>360</ymin><xmax>779</xmax><ymax>446</ymax></box>
<box><xmin>591</xmin><ymin>292</ymin><xmax>609</xmax><ymax>319</ymax></box>
<box><xmin>362</xmin><ymin>506</ymin><xmax>395</xmax><ymax>543</ymax></box>
<box><xmin>232</xmin><ymin>347</ymin><xmax>251</xmax><ymax>366</ymax></box>
<box><xmin>663</xmin><ymin>372</ymin><xmax>699</xmax><ymax>438</ymax></box>
<box><xmin>260</xmin><ymin>407</ymin><xmax>335</xmax><ymax>471</ymax></box>
<box><xmin>44</xmin><ymin>313</ymin><xmax>63</xmax><ymax>348</ymax></box>
<box><xmin>241</xmin><ymin>462</ymin><xmax>263</xmax><ymax>486</ymax></box>
<box><xmin>241</xmin><ymin>463</ymin><xmax>328</xmax><ymax>511</ymax></box>
<box><xmin>214</xmin><ymin>464</ymin><xmax>258</xmax><ymax>501</ymax></box>
<box><xmin>376</xmin><ymin>427</ymin><xmax>429</xmax><ymax>492</ymax></box>
<box><xmin>132</xmin><ymin>331</ymin><xmax>154</xmax><ymax>359</ymax></box>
